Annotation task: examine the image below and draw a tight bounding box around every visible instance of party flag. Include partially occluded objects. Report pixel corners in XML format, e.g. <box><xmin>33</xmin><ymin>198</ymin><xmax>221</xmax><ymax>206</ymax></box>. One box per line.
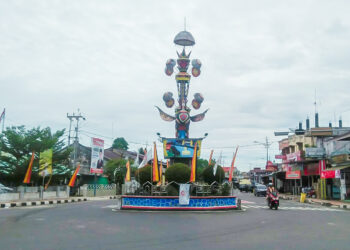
<box><xmin>68</xmin><ymin>164</ymin><xmax>80</xmax><ymax>187</ymax></box>
<box><xmin>152</xmin><ymin>142</ymin><xmax>159</xmax><ymax>182</ymax></box>
<box><xmin>190</xmin><ymin>142</ymin><xmax>198</xmax><ymax>182</ymax></box>
<box><xmin>166</xmin><ymin>160</ymin><xmax>169</xmax><ymax>169</ymax></box>
<box><xmin>229</xmin><ymin>146</ymin><xmax>239</xmax><ymax>182</ymax></box>
<box><xmin>23</xmin><ymin>151</ymin><xmax>35</xmax><ymax>184</ymax></box>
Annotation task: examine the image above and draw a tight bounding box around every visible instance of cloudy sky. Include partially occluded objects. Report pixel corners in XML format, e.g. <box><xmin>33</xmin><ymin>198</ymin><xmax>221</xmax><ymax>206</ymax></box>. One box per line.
<box><xmin>1</xmin><ymin>0</ymin><xmax>350</xmax><ymax>172</ymax></box>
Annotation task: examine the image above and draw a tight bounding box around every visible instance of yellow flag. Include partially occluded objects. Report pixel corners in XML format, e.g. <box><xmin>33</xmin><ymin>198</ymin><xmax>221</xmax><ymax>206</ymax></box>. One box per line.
<box><xmin>125</xmin><ymin>161</ymin><xmax>131</xmax><ymax>182</ymax></box>
<box><xmin>39</xmin><ymin>149</ymin><xmax>53</xmax><ymax>176</ymax></box>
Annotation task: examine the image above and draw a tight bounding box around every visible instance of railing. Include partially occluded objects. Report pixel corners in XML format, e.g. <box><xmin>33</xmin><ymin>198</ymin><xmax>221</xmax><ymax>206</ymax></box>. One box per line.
<box><xmin>122</xmin><ymin>181</ymin><xmax>234</xmax><ymax>197</ymax></box>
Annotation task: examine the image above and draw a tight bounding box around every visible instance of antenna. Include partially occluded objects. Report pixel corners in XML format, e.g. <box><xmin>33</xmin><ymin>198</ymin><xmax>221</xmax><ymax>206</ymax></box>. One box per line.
<box><xmin>314</xmin><ymin>89</ymin><xmax>317</xmax><ymax>114</ymax></box>
<box><xmin>184</xmin><ymin>17</ymin><xmax>186</xmax><ymax>31</ymax></box>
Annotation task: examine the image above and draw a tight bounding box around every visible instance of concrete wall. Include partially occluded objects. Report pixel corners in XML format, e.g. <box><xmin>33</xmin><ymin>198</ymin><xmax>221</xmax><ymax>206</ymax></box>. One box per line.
<box><xmin>0</xmin><ymin>193</ymin><xmax>19</xmax><ymax>202</ymax></box>
<box><xmin>23</xmin><ymin>193</ymin><xmax>40</xmax><ymax>200</ymax></box>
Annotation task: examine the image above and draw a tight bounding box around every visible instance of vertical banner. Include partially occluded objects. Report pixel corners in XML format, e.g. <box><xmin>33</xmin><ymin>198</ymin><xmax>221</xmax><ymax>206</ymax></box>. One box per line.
<box><xmin>179</xmin><ymin>184</ymin><xmax>190</xmax><ymax>205</ymax></box>
<box><xmin>229</xmin><ymin>146</ymin><xmax>239</xmax><ymax>183</ymax></box>
<box><xmin>190</xmin><ymin>142</ymin><xmax>197</xmax><ymax>182</ymax></box>
<box><xmin>152</xmin><ymin>142</ymin><xmax>159</xmax><ymax>182</ymax></box>
<box><xmin>68</xmin><ymin>164</ymin><xmax>81</xmax><ymax>187</ymax></box>
<box><xmin>23</xmin><ymin>151</ymin><xmax>35</xmax><ymax>184</ymax></box>
<box><xmin>39</xmin><ymin>149</ymin><xmax>53</xmax><ymax>177</ymax></box>
<box><xmin>125</xmin><ymin>161</ymin><xmax>131</xmax><ymax>182</ymax></box>
<box><xmin>208</xmin><ymin>149</ymin><xmax>214</xmax><ymax>166</ymax></box>
<box><xmin>166</xmin><ymin>159</ymin><xmax>170</xmax><ymax>169</ymax></box>
<box><xmin>90</xmin><ymin>138</ymin><xmax>104</xmax><ymax>174</ymax></box>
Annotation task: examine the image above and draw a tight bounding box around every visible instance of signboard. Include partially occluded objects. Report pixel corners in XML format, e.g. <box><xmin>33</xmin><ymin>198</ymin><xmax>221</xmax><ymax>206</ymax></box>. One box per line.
<box><xmin>305</xmin><ymin>148</ymin><xmax>325</xmax><ymax>159</ymax></box>
<box><xmin>275</xmin><ymin>155</ymin><xmax>286</xmax><ymax>160</ymax></box>
<box><xmin>179</xmin><ymin>184</ymin><xmax>190</xmax><ymax>205</ymax></box>
<box><xmin>39</xmin><ymin>149</ymin><xmax>53</xmax><ymax>177</ymax></box>
<box><xmin>162</xmin><ymin>138</ymin><xmax>202</xmax><ymax>158</ymax></box>
<box><xmin>90</xmin><ymin>138</ymin><xmax>104</xmax><ymax>174</ymax></box>
<box><xmin>286</xmin><ymin>151</ymin><xmax>303</xmax><ymax>162</ymax></box>
<box><xmin>303</xmin><ymin>163</ymin><xmax>320</xmax><ymax>176</ymax></box>
<box><xmin>286</xmin><ymin>170</ymin><xmax>301</xmax><ymax>179</ymax></box>
<box><xmin>321</xmin><ymin>170</ymin><xmax>340</xmax><ymax>179</ymax></box>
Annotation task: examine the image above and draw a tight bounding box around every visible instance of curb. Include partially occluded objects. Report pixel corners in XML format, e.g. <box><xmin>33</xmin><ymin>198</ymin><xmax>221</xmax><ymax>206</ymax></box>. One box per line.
<box><xmin>280</xmin><ymin>196</ymin><xmax>350</xmax><ymax>210</ymax></box>
<box><xmin>0</xmin><ymin>196</ymin><xmax>118</xmax><ymax>209</ymax></box>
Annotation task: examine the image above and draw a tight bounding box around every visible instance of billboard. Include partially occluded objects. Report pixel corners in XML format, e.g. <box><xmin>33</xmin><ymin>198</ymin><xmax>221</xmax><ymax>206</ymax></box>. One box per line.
<box><xmin>162</xmin><ymin>138</ymin><xmax>202</xmax><ymax>159</ymax></box>
<box><xmin>90</xmin><ymin>138</ymin><xmax>104</xmax><ymax>174</ymax></box>
<box><xmin>286</xmin><ymin>170</ymin><xmax>301</xmax><ymax>179</ymax></box>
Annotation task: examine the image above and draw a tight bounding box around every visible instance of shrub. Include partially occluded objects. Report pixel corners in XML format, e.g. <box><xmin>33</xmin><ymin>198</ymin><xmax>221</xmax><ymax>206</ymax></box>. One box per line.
<box><xmin>202</xmin><ymin>165</ymin><xmax>225</xmax><ymax>184</ymax></box>
<box><xmin>221</xmin><ymin>183</ymin><xmax>231</xmax><ymax>196</ymax></box>
<box><xmin>165</xmin><ymin>163</ymin><xmax>191</xmax><ymax>183</ymax></box>
<box><xmin>166</xmin><ymin>184</ymin><xmax>179</xmax><ymax>196</ymax></box>
<box><xmin>135</xmin><ymin>165</ymin><xmax>152</xmax><ymax>185</ymax></box>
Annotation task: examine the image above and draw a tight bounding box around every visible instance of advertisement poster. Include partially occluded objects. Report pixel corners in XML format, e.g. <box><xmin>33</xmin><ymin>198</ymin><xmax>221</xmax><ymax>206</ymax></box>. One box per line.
<box><xmin>39</xmin><ymin>149</ymin><xmax>53</xmax><ymax>177</ymax></box>
<box><xmin>179</xmin><ymin>184</ymin><xmax>190</xmax><ymax>205</ymax></box>
<box><xmin>162</xmin><ymin>138</ymin><xmax>202</xmax><ymax>158</ymax></box>
<box><xmin>90</xmin><ymin>138</ymin><xmax>104</xmax><ymax>174</ymax></box>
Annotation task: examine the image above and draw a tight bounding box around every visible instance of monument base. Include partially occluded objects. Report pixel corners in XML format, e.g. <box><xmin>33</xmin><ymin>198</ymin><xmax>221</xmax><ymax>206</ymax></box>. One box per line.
<box><xmin>121</xmin><ymin>195</ymin><xmax>238</xmax><ymax>211</ymax></box>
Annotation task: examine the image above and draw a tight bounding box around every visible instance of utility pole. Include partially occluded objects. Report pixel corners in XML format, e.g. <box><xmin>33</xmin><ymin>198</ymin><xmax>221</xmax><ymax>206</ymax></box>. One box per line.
<box><xmin>67</xmin><ymin>110</ymin><xmax>86</xmax><ymax>167</ymax></box>
<box><xmin>254</xmin><ymin>137</ymin><xmax>273</xmax><ymax>166</ymax></box>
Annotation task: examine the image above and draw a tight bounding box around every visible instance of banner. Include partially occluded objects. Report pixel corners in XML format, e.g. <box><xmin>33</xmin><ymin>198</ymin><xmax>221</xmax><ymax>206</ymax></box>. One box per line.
<box><xmin>125</xmin><ymin>161</ymin><xmax>131</xmax><ymax>182</ymax></box>
<box><xmin>152</xmin><ymin>142</ymin><xmax>159</xmax><ymax>182</ymax></box>
<box><xmin>286</xmin><ymin>170</ymin><xmax>301</xmax><ymax>179</ymax></box>
<box><xmin>39</xmin><ymin>149</ymin><xmax>53</xmax><ymax>177</ymax></box>
<box><xmin>190</xmin><ymin>142</ymin><xmax>198</xmax><ymax>182</ymax></box>
<box><xmin>90</xmin><ymin>138</ymin><xmax>104</xmax><ymax>174</ymax></box>
<box><xmin>139</xmin><ymin>149</ymin><xmax>152</xmax><ymax>168</ymax></box>
<box><xmin>229</xmin><ymin>146</ymin><xmax>239</xmax><ymax>182</ymax></box>
<box><xmin>179</xmin><ymin>184</ymin><xmax>190</xmax><ymax>205</ymax></box>
<box><xmin>23</xmin><ymin>151</ymin><xmax>35</xmax><ymax>184</ymax></box>
<box><xmin>208</xmin><ymin>149</ymin><xmax>214</xmax><ymax>165</ymax></box>
<box><xmin>162</xmin><ymin>138</ymin><xmax>202</xmax><ymax>158</ymax></box>
<box><xmin>68</xmin><ymin>164</ymin><xmax>81</xmax><ymax>187</ymax></box>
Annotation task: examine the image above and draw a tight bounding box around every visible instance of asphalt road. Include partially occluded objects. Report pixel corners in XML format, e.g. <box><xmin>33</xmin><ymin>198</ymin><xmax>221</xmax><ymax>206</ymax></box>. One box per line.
<box><xmin>1</xmin><ymin>192</ymin><xmax>349</xmax><ymax>250</ymax></box>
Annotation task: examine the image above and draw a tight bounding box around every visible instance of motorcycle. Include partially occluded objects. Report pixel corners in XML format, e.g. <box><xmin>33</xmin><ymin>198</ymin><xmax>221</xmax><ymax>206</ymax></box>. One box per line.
<box><xmin>267</xmin><ymin>191</ymin><xmax>279</xmax><ymax>210</ymax></box>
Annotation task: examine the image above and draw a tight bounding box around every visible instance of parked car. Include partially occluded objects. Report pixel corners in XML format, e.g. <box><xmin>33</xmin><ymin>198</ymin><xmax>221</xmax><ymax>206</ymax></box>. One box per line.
<box><xmin>0</xmin><ymin>183</ymin><xmax>13</xmax><ymax>193</ymax></box>
<box><xmin>254</xmin><ymin>184</ymin><xmax>267</xmax><ymax>197</ymax></box>
<box><xmin>239</xmin><ymin>184</ymin><xmax>249</xmax><ymax>192</ymax></box>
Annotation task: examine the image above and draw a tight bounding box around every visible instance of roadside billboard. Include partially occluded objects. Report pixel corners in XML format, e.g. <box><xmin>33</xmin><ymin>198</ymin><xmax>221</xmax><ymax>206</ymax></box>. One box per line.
<box><xmin>90</xmin><ymin>138</ymin><xmax>104</xmax><ymax>174</ymax></box>
<box><xmin>162</xmin><ymin>138</ymin><xmax>202</xmax><ymax>159</ymax></box>
<box><xmin>286</xmin><ymin>170</ymin><xmax>301</xmax><ymax>179</ymax></box>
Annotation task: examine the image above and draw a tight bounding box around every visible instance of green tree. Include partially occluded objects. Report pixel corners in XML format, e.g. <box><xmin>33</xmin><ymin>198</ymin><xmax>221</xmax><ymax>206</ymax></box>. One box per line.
<box><xmin>196</xmin><ymin>158</ymin><xmax>209</xmax><ymax>181</ymax></box>
<box><xmin>0</xmin><ymin>126</ymin><xmax>71</xmax><ymax>186</ymax></box>
<box><xmin>112</xmin><ymin>137</ymin><xmax>129</xmax><ymax>150</ymax></box>
<box><xmin>165</xmin><ymin>163</ymin><xmax>191</xmax><ymax>183</ymax></box>
<box><xmin>104</xmin><ymin>158</ymin><xmax>127</xmax><ymax>184</ymax></box>
<box><xmin>138</xmin><ymin>147</ymin><xmax>145</xmax><ymax>154</ymax></box>
<box><xmin>202</xmin><ymin>165</ymin><xmax>225</xmax><ymax>184</ymax></box>
<box><xmin>135</xmin><ymin>165</ymin><xmax>152</xmax><ymax>185</ymax></box>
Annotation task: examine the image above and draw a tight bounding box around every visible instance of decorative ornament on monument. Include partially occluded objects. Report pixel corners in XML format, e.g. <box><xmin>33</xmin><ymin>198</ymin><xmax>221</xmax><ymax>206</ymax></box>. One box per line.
<box><xmin>165</xmin><ymin>59</ymin><xmax>176</xmax><ymax>76</ymax></box>
<box><xmin>191</xmin><ymin>59</ymin><xmax>202</xmax><ymax>77</ymax></box>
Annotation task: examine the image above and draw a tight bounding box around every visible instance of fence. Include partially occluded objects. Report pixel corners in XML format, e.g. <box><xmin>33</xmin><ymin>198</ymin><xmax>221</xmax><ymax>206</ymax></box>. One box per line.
<box><xmin>122</xmin><ymin>181</ymin><xmax>234</xmax><ymax>197</ymax></box>
<box><xmin>80</xmin><ymin>184</ymin><xmax>117</xmax><ymax>197</ymax></box>
<box><xmin>0</xmin><ymin>186</ymin><xmax>69</xmax><ymax>202</ymax></box>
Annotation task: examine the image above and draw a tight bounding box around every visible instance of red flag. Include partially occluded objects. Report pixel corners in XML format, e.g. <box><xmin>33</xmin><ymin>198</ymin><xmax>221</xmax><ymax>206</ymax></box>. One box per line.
<box><xmin>166</xmin><ymin>160</ymin><xmax>169</xmax><ymax>169</ymax></box>
<box><xmin>23</xmin><ymin>151</ymin><xmax>35</xmax><ymax>184</ymax></box>
<box><xmin>190</xmin><ymin>142</ymin><xmax>198</xmax><ymax>182</ymax></box>
<box><xmin>68</xmin><ymin>164</ymin><xmax>80</xmax><ymax>187</ymax></box>
<box><xmin>152</xmin><ymin>142</ymin><xmax>159</xmax><ymax>182</ymax></box>
<box><xmin>229</xmin><ymin>146</ymin><xmax>239</xmax><ymax>182</ymax></box>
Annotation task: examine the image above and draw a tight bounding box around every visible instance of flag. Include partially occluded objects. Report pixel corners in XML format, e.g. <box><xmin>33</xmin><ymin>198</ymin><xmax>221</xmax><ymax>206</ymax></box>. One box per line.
<box><xmin>39</xmin><ymin>149</ymin><xmax>53</xmax><ymax>177</ymax></box>
<box><xmin>190</xmin><ymin>142</ymin><xmax>198</xmax><ymax>182</ymax></box>
<box><xmin>125</xmin><ymin>160</ymin><xmax>131</xmax><ymax>182</ymax></box>
<box><xmin>213</xmin><ymin>152</ymin><xmax>222</xmax><ymax>176</ymax></box>
<box><xmin>68</xmin><ymin>164</ymin><xmax>80</xmax><ymax>187</ymax></box>
<box><xmin>139</xmin><ymin>148</ymin><xmax>152</xmax><ymax>168</ymax></box>
<box><xmin>208</xmin><ymin>149</ymin><xmax>214</xmax><ymax>166</ymax></box>
<box><xmin>166</xmin><ymin>160</ymin><xmax>169</xmax><ymax>169</ymax></box>
<box><xmin>0</xmin><ymin>108</ymin><xmax>4</xmax><ymax>123</ymax></box>
<box><xmin>132</xmin><ymin>151</ymin><xmax>140</xmax><ymax>167</ymax></box>
<box><xmin>158</xmin><ymin>161</ymin><xmax>163</xmax><ymax>185</ymax></box>
<box><xmin>23</xmin><ymin>151</ymin><xmax>35</xmax><ymax>184</ymax></box>
<box><xmin>152</xmin><ymin>142</ymin><xmax>159</xmax><ymax>182</ymax></box>
<box><xmin>229</xmin><ymin>146</ymin><xmax>239</xmax><ymax>182</ymax></box>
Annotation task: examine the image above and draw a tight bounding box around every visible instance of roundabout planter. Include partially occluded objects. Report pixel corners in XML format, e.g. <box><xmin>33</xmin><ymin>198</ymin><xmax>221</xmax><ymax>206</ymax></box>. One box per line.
<box><xmin>121</xmin><ymin>195</ymin><xmax>238</xmax><ymax>211</ymax></box>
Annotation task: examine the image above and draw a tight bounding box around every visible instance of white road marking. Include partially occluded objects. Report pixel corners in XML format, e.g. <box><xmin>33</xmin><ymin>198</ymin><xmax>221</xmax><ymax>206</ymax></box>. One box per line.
<box><xmin>76</xmin><ymin>225</ymin><xmax>86</xmax><ymax>229</ymax></box>
<box><xmin>102</xmin><ymin>205</ymin><xmax>120</xmax><ymax>209</ymax></box>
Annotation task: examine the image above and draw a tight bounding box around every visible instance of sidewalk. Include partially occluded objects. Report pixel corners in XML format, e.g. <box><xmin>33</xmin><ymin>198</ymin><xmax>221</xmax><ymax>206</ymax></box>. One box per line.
<box><xmin>0</xmin><ymin>195</ymin><xmax>120</xmax><ymax>209</ymax></box>
<box><xmin>280</xmin><ymin>194</ymin><xmax>350</xmax><ymax>210</ymax></box>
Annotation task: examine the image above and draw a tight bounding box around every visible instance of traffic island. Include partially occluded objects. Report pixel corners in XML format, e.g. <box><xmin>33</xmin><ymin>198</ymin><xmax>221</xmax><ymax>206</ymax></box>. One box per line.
<box><xmin>121</xmin><ymin>195</ymin><xmax>240</xmax><ymax>211</ymax></box>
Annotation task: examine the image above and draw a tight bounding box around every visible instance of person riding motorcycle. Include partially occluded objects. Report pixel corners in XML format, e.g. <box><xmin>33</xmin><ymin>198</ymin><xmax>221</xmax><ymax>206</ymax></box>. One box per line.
<box><xmin>266</xmin><ymin>184</ymin><xmax>276</xmax><ymax>205</ymax></box>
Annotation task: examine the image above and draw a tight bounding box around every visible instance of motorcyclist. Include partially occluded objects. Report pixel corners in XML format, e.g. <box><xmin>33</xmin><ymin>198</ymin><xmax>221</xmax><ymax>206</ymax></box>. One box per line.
<box><xmin>266</xmin><ymin>183</ymin><xmax>275</xmax><ymax>205</ymax></box>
